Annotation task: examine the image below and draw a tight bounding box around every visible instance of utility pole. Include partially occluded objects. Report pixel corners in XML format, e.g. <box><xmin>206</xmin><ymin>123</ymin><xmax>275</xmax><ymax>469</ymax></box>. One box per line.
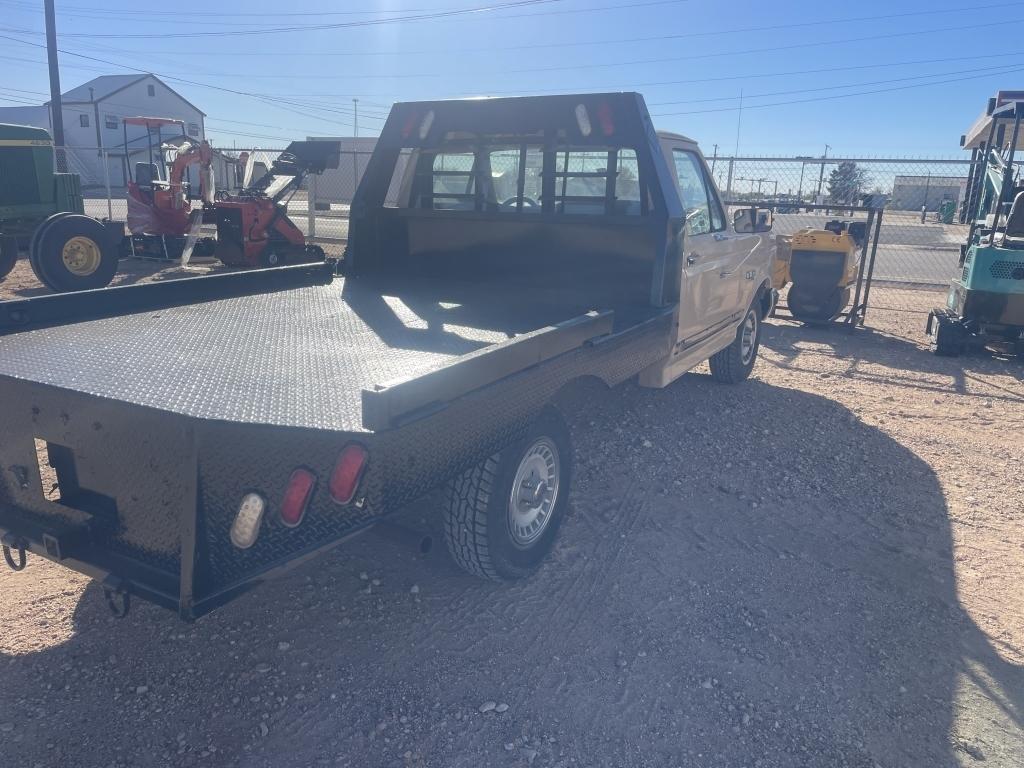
<box><xmin>353</xmin><ymin>98</ymin><xmax>359</xmax><ymax>138</ymax></box>
<box><xmin>816</xmin><ymin>143</ymin><xmax>831</xmax><ymax>200</ymax></box>
<box><xmin>44</xmin><ymin>0</ymin><xmax>65</xmax><ymax>169</ymax></box>
<box><xmin>733</xmin><ymin>89</ymin><xmax>743</xmax><ymax>157</ymax></box>
<box><xmin>710</xmin><ymin>143</ymin><xmax>718</xmax><ymax>175</ymax></box>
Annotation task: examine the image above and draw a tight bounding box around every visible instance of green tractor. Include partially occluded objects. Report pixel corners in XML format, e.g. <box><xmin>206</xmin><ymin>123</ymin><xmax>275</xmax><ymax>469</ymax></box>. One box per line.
<box><xmin>927</xmin><ymin>96</ymin><xmax>1024</xmax><ymax>356</ymax></box>
<box><xmin>0</xmin><ymin>123</ymin><xmax>121</xmax><ymax>292</ymax></box>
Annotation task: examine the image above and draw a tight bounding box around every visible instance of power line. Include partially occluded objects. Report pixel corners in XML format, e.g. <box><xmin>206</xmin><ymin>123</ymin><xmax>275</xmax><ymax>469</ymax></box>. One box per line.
<box><xmin>647</xmin><ymin>61</ymin><xmax>1024</xmax><ymax>107</ymax></box>
<box><xmin>650</xmin><ymin>65</ymin><xmax>1024</xmax><ymax>117</ymax></box>
<box><xmin>24</xmin><ymin>0</ymin><xmax>1015</xmax><ymax>57</ymax></box>
<box><xmin>0</xmin><ymin>34</ymin><xmax>393</xmax><ymax>130</ymax></box>
<box><xmin>4</xmin><ymin>1</ymin><xmax>1013</xmax><ymax>58</ymax></box>
<box><xmin>507</xmin><ymin>16</ymin><xmax>1024</xmax><ymax>74</ymax></box>
<box><xmin>0</xmin><ymin>0</ymin><xmax>566</xmax><ymax>38</ymax></box>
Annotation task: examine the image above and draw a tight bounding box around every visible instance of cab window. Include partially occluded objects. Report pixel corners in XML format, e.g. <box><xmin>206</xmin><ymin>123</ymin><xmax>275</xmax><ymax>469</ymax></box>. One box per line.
<box><xmin>672</xmin><ymin>149</ymin><xmax>723</xmax><ymax>235</ymax></box>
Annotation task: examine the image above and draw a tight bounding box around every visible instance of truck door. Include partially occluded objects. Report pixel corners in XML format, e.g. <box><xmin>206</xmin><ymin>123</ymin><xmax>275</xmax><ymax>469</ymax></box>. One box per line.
<box><xmin>670</xmin><ymin>147</ymin><xmax>743</xmax><ymax>347</ymax></box>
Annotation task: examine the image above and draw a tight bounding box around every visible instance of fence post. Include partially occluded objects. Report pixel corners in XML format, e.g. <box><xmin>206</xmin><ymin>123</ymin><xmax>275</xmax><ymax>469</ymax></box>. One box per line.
<box><xmin>102</xmin><ymin>148</ymin><xmax>113</xmax><ymax>221</ymax></box>
<box><xmin>725</xmin><ymin>158</ymin><xmax>735</xmax><ymax>199</ymax></box>
<box><xmin>307</xmin><ymin>172</ymin><xmax>317</xmax><ymax>241</ymax></box>
<box><xmin>859</xmin><ymin>207</ymin><xmax>883</xmax><ymax>321</ymax></box>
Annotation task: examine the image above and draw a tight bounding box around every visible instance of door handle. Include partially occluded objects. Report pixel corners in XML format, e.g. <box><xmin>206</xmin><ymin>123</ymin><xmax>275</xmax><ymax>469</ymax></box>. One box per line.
<box><xmin>713</xmin><ymin>232</ymin><xmax>730</xmax><ymax>242</ymax></box>
<box><xmin>686</xmin><ymin>252</ymin><xmax>700</xmax><ymax>265</ymax></box>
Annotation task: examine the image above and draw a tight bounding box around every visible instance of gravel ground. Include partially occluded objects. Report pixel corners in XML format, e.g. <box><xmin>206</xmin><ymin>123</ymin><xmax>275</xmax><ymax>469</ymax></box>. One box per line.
<box><xmin>0</xmin><ymin>264</ymin><xmax>1022</xmax><ymax>767</ymax></box>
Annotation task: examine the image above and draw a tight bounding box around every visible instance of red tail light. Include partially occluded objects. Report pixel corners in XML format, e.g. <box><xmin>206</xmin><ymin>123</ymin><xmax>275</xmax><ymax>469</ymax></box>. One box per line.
<box><xmin>329</xmin><ymin>444</ymin><xmax>368</xmax><ymax>505</ymax></box>
<box><xmin>280</xmin><ymin>468</ymin><xmax>316</xmax><ymax>527</ymax></box>
<box><xmin>595</xmin><ymin>102</ymin><xmax>614</xmax><ymax>137</ymax></box>
<box><xmin>401</xmin><ymin>111</ymin><xmax>418</xmax><ymax>139</ymax></box>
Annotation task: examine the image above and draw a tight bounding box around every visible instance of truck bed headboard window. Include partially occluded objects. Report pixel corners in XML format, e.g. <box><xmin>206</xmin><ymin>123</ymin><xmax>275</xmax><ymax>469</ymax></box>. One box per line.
<box><xmin>405</xmin><ymin>142</ymin><xmax>646</xmax><ymax>216</ymax></box>
<box><xmin>554</xmin><ymin>148</ymin><xmax>641</xmax><ymax>216</ymax></box>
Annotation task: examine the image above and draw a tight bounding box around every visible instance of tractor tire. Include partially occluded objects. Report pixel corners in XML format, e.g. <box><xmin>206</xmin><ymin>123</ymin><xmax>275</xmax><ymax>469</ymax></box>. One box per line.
<box><xmin>442</xmin><ymin>407</ymin><xmax>572</xmax><ymax>581</ymax></box>
<box><xmin>30</xmin><ymin>214</ymin><xmax>118</xmax><ymax>293</ymax></box>
<box><xmin>27</xmin><ymin>212</ymin><xmax>76</xmax><ymax>286</ymax></box>
<box><xmin>709</xmin><ymin>302</ymin><xmax>762</xmax><ymax>384</ymax></box>
<box><xmin>0</xmin><ymin>236</ymin><xmax>18</xmax><ymax>280</ymax></box>
<box><xmin>259</xmin><ymin>244</ymin><xmax>284</xmax><ymax>268</ymax></box>
<box><xmin>928</xmin><ymin>310</ymin><xmax>964</xmax><ymax>357</ymax></box>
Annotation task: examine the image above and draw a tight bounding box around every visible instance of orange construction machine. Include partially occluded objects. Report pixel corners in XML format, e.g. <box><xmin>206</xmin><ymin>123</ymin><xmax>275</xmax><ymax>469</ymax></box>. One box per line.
<box><xmin>122</xmin><ymin>116</ymin><xmax>217</xmax><ymax>259</ymax></box>
<box><xmin>120</xmin><ymin>117</ymin><xmax>339</xmax><ymax>268</ymax></box>
<box><xmin>203</xmin><ymin>141</ymin><xmax>339</xmax><ymax>268</ymax></box>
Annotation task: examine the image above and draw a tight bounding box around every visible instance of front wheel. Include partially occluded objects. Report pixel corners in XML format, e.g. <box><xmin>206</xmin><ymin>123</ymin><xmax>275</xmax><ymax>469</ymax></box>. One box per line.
<box><xmin>442</xmin><ymin>408</ymin><xmax>572</xmax><ymax>581</ymax></box>
<box><xmin>709</xmin><ymin>302</ymin><xmax>762</xmax><ymax>384</ymax></box>
<box><xmin>928</xmin><ymin>310</ymin><xmax>963</xmax><ymax>357</ymax></box>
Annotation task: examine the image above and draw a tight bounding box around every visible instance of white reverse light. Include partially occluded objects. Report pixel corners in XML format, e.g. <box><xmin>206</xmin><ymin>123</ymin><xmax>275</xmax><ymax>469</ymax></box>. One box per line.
<box><xmin>230</xmin><ymin>492</ymin><xmax>266</xmax><ymax>549</ymax></box>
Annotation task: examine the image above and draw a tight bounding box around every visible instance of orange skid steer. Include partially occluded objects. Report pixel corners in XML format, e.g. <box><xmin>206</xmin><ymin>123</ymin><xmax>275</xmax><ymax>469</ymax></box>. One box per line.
<box><xmin>200</xmin><ymin>141</ymin><xmax>340</xmax><ymax>268</ymax></box>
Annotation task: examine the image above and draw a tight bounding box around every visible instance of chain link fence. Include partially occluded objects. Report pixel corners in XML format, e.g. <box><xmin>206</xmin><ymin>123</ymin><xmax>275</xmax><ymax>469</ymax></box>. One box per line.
<box><xmin>710</xmin><ymin>155</ymin><xmax>1020</xmax><ymax>316</ymax></box>
<box><xmin>65</xmin><ymin>145</ymin><xmax>1019</xmax><ymax>315</ymax></box>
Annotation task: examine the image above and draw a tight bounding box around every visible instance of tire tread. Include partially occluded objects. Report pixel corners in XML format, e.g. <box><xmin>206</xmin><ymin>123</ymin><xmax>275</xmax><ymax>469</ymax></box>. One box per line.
<box><xmin>443</xmin><ymin>454</ymin><xmax>502</xmax><ymax>580</ymax></box>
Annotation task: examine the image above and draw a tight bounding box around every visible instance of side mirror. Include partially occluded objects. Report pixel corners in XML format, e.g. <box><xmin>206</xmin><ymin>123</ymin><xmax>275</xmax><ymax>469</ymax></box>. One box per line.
<box><xmin>733</xmin><ymin>207</ymin><xmax>773</xmax><ymax>233</ymax></box>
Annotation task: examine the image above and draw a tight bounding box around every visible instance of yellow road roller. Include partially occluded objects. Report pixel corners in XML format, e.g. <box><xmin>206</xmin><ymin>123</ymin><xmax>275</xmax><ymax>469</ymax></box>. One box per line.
<box><xmin>777</xmin><ymin>220</ymin><xmax>866</xmax><ymax>323</ymax></box>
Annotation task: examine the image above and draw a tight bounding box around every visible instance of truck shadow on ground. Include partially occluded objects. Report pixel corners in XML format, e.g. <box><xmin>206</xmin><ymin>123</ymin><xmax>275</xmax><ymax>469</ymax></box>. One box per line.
<box><xmin>762</xmin><ymin>319</ymin><xmax>1024</xmax><ymax>401</ymax></box>
<box><xmin>2</xmin><ymin>376</ymin><xmax>1021</xmax><ymax>767</ymax></box>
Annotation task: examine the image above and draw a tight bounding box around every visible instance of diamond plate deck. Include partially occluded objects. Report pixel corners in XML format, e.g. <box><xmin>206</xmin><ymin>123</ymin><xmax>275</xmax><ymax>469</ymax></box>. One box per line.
<box><xmin>0</xmin><ymin>277</ymin><xmax>609</xmax><ymax>433</ymax></box>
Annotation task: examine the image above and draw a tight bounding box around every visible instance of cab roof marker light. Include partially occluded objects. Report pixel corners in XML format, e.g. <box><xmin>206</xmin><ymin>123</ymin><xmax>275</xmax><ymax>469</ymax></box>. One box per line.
<box><xmin>230</xmin><ymin>492</ymin><xmax>266</xmax><ymax>550</ymax></box>
<box><xmin>419</xmin><ymin>110</ymin><xmax>435</xmax><ymax>140</ymax></box>
<box><xmin>575</xmin><ymin>104</ymin><xmax>592</xmax><ymax>137</ymax></box>
<box><xmin>401</xmin><ymin>111</ymin><xmax>419</xmax><ymax>139</ymax></box>
<box><xmin>329</xmin><ymin>444</ymin><xmax>368</xmax><ymax>506</ymax></box>
<box><xmin>596</xmin><ymin>102</ymin><xmax>615</xmax><ymax>137</ymax></box>
<box><xmin>280</xmin><ymin>468</ymin><xmax>316</xmax><ymax>528</ymax></box>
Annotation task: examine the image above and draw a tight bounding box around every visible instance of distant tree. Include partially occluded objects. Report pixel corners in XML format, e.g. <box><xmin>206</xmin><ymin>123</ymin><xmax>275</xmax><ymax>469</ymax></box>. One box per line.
<box><xmin>827</xmin><ymin>161</ymin><xmax>868</xmax><ymax>205</ymax></box>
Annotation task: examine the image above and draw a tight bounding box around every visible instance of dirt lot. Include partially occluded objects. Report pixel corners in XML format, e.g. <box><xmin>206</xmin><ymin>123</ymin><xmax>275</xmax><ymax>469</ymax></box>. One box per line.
<box><xmin>1</xmin><ymin>262</ymin><xmax>1022</xmax><ymax>767</ymax></box>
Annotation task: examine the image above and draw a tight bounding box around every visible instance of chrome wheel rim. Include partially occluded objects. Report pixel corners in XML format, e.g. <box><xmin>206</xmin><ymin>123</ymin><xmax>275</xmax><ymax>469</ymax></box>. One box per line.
<box><xmin>508</xmin><ymin>437</ymin><xmax>560</xmax><ymax>548</ymax></box>
<box><xmin>740</xmin><ymin>309</ymin><xmax>757</xmax><ymax>364</ymax></box>
<box><xmin>61</xmin><ymin>236</ymin><xmax>101</xmax><ymax>276</ymax></box>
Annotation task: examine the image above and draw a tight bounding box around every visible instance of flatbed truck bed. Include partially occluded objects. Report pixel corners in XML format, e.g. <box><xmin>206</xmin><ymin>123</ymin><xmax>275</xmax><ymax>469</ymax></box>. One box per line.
<box><xmin>0</xmin><ymin>92</ymin><xmax>775</xmax><ymax>620</ymax></box>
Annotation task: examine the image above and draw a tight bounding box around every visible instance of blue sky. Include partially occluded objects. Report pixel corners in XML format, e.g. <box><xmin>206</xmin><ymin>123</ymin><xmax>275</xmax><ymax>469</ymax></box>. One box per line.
<box><xmin>0</xmin><ymin>0</ymin><xmax>1021</xmax><ymax>155</ymax></box>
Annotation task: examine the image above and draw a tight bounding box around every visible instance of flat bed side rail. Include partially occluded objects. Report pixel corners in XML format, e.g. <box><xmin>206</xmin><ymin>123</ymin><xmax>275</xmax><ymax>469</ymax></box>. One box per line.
<box><xmin>362</xmin><ymin>310</ymin><xmax>615</xmax><ymax>430</ymax></box>
<box><xmin>0</xmin><ymin>261</ymin><xmax>337</xmax><ymax>335</ymax></box>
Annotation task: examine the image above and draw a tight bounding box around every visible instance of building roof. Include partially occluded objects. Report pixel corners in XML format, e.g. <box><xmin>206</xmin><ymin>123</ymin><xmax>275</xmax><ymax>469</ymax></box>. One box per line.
<box><xmin>53</xmin><ymin>73</ymin><xmax>206</xmax><ymax>116</ymax></box>
<box><xmin>60</xmin><ymin>74</ymin><xmax>148</xmax><ymax>103</ymax></box>
<box><xmin>962</xmin><ymin>90</ymin><xmax>1024</xmax><ymax>150</ymax></box>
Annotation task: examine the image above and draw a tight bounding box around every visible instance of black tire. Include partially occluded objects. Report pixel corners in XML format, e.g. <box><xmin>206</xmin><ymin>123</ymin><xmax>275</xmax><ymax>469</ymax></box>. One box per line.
<box><xmin>259</xmin><ymin>244</ymin><xmax>284</xmax><ymax>268</ymax></box>
<box><xmin>0</xmin><ymin>236</ymin><xmax>18</xmax><ymax>280</ymax></box>
<box><xmin>31</xmin><ymin>214</ymin><xmax>118</xmax><ymax>293</ymax></box>
<box><xmin>443</xmin><ymin>407</ymin><xmax>573</xmax><ymax>581</ymax></box>
<box><xmin>192</xmin><ymin>237</ymin><xmax>216</xmax><ymax>258</ymax></box>
<box><xmin>709</xmin><ymin>302</ymin><xmax>762</xmax><ymax>384</ymax></box>
<box><xmin>28</xmin><ymin>212</ymin><xmax>76</xmax><ymax>287</ymax></box>
<box><xmin>929</xmin><ymin>311</ymin><xmax>963</xmax><ymax>357</ymax></box>
<box><xmin>787</xmin><ymin>283</ymin><xmax>846</xmax><ymax>324</ymax></box>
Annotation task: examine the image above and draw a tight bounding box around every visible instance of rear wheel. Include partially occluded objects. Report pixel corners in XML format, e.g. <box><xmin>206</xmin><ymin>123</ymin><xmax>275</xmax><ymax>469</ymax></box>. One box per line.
<box><xmin>30</xmin><ymin>214</ymin><xmax>118</xmax><ymax>292</ymax></box>
<box><xmin>709</xmin><ymin>303</ymin><xmax>761</xmax><ymax>384</ymax></box>
<box><xmin>443</xmin><ymin>408</ymin><xmax>572</xmax><ymax>581</ymax></box>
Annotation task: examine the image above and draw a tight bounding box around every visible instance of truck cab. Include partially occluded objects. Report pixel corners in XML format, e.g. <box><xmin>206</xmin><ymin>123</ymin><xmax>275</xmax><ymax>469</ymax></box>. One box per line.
<box><xmin>642</xmin><ymin>131</ymin><xmax>772</xmax><ymax>386</ymax></box>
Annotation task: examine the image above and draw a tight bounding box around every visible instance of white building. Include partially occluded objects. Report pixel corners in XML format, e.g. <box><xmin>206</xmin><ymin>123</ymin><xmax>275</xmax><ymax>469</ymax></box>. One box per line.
<box><xmin>310</xmin><ymin>137</ymin><xmax>380</xmax><ymax>204</ymax></box>
<box><xmin>0</xmin><ymin>73</ymin><xmax>206</xmax><ymax>189</ymax></box>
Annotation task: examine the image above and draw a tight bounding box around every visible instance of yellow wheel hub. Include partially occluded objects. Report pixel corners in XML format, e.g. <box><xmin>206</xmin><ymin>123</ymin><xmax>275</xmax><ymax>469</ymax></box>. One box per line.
<box><xmin>61</xmin><ymin>236</ymin><xmax>102</xmax><ymax>276</ymax></box>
